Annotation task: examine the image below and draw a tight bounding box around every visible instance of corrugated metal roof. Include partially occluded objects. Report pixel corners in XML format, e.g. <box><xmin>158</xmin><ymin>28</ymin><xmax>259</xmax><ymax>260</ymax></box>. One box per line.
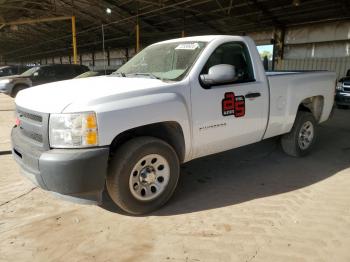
<box><xmin>0</xmin><ymin>0</ymin><xmax>348</xmax><ymax>62</ymax></box>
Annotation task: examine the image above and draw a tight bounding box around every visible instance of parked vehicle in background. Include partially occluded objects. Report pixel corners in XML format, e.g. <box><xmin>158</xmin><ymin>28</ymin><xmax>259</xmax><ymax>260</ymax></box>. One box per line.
<box><xmin>75</xmin><ymin>69</ymin><xmax>115</xmax><ymax>78</ymax></box>
<box><xmin>0</xmin><ymin>64</ymin><xmax>89</xmax><ymax>97</ymax></box>
<box><xmin>335</xmin><ymin>69</ymin><xmax>350</xmax><ymax>109</ymax></box>
<box><xmin>0</xmin><ymin>65</ymin><xmax>32</xmax><ymax>77</ymax></box>
<box><xmin>12</xmin><ymin>35</ymin><xmax>336</xmax><ymax>215</ymax></box>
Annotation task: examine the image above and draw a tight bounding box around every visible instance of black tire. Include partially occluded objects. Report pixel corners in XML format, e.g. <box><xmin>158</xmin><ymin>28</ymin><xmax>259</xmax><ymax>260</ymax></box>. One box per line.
<box><xmin>106</xmin><ymin>136</ymin><xmax>180</xmax><ymax>215</ymax></box>
<box><xmin>336</xmin><ymin>104</ymin><xmax>349</xmax><ymax>109</ymax></box>
<box><xmin>11</xmin><ymin>85</ymin><xmax>28</xmax><ymax>98</ymax></box>
<box><xmin>281</xmin><ymin>111</ymin><xmax>317</xmax><ymax>157</ymax></box>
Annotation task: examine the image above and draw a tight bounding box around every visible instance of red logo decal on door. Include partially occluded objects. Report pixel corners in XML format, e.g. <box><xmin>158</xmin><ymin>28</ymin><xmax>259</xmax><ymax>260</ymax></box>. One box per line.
<box><xmin>222</xmin><ymin>92</ymin><xmax>245</xmax><ymax>117</ymax></box>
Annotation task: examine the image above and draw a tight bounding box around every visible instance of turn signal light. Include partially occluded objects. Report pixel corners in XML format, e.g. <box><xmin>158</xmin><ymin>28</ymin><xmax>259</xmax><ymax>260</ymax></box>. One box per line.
<box><xmin>85</xmin><ymin>131</ymin><xmax>98</xmax><ymax>145</ymax></box>
<box><xmin>15</xmin><ymin>117</ymin><xmax>20</xmax><ymax>126</ymax></box>
<box><xmin>86</xmin><ymin>114</ymin><xmax>97</xmax><ymax>129</ymax></box>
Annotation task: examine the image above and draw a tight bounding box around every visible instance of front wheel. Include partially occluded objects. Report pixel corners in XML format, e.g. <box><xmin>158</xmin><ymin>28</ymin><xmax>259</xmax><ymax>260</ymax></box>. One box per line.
<box><xmin>281</xmin><ymin>111</ymin><xmax>317</xmax><ymax>157</ymax></box>
<box><xmin>11</xmin><ymin>85</ymin><xmax>28</xmax><ymax>98</ymax></box>
<box><xmin>106</xmin><ymin>137</ymin><xmax>180</xmax><ymax>215</ymax></box>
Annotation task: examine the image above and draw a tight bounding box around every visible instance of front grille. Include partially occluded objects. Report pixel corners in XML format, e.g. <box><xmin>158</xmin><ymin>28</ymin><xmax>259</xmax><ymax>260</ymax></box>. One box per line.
<box><xmin>20</xmin><ymin>128</ymin><xmax>43</xmax><ymax>143</ymax></box>
<box><xmin>344</xmin><ymin>87</ymin><xmax>350</xmax><ymax>92</ymax></box>
<box><xmin>18</xmin><ymin>110</ymin><xmax>43</xmax><ymax>122</ymax></box>
<box><xmin>16</xmin><ymin>106</ymin><xmax>49</xmax><ymax>150</ymax></box>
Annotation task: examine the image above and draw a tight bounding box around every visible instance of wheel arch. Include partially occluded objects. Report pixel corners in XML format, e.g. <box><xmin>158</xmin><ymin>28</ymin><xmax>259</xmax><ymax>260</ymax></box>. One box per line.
<box><xmin>109</xmin><ymin>121</ymin><xmax>186</xmax><ymax>163</ymax></box>
<box><xmin>298</xmin><ymin>95</ymin><xmax>324</xmax><ymax>123</ymax></box>
<box><xmin>11</xmin><ymin>83</ymin><xmax>30</xmax><ymax>97</ymax></box>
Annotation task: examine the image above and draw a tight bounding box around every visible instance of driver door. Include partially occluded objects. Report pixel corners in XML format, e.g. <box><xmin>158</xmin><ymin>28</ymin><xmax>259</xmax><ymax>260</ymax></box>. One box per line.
<box><xmin>190</xmin><ymin>41</ymin><xmax>269</xmax><ymax>158</ymax></box>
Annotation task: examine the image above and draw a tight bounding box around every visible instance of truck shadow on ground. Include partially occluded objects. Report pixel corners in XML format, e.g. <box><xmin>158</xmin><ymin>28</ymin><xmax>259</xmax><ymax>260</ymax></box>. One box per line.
<box><xmin>101</xmin><ymin>109</ymin><xmax>350</xmax><ymax>216</ymax></box>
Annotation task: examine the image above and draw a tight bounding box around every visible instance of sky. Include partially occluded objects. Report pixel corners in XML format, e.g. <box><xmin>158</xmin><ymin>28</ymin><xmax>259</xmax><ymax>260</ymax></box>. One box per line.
<box><xmin>257</xmin><ymin>44</ymin><xmax>273</xmax><ymax>54</ymax></box>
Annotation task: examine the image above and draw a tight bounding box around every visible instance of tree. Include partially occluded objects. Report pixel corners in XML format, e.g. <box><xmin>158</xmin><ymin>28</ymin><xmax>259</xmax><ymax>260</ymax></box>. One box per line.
<box><xmin>259</xmin><ymin>50</ymin><xmax>272</xmax><ymax>60</ymax></box>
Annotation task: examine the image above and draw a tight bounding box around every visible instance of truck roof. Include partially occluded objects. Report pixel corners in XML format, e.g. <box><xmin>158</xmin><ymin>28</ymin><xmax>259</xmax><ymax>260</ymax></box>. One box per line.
<box><xmin>154</xmin><ymin>35</ymin><xmax>246</xmax><ymax>45</ymax></box>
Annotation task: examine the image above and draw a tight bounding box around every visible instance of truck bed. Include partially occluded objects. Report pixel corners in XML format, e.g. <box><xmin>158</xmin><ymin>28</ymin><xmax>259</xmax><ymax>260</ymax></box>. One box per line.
<box><xmin>266</xmin><ymin>70</ymin><xmax>327</xmax><ymax>76</ymax></box>
<box><xmin>263</xmin><ymin>70</ymin><xmax>336</xmax><ymax>139</ymax></box>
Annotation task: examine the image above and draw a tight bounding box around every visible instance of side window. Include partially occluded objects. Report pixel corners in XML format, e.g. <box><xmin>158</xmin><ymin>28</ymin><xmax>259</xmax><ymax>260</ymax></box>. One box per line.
<box><xmin>55</xmin><ymin>66</ymin><xmax>72</xmax><ymax>79</ymax></box>
<box><xmin>74</xmin><ymin>66</ymin><xmax>87</xmax><ymax>75</ymax></box>
<box><xmin>39</xmin><ymin>67</ymin><xmax>56</xmax><ymax>78</ymax></box>
<box><xmin>201</xmin><ymin>42</ymin><xmax>255</xmax><ymax>83</ymax></box>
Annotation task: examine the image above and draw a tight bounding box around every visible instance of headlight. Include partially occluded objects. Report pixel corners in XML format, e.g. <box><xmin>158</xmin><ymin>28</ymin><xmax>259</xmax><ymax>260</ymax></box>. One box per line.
<box><xmin>336</xmin><ymin>82</ymin><xmax>343</xmax><ymax>91</ymax></box>
<box><xmin>0</xmin><ymin>79</ymin><xmax>11</xmax><ymax>85</ymax></box>
<box><xmin>49</xmin><ymin>112</ymin><xmax>98</xmax><ymax>148</ymax></box>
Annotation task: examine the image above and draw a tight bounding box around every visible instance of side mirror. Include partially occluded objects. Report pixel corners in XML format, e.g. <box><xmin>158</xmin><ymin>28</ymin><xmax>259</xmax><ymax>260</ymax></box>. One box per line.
<box><xmin>33</xmin><ymin>72</ymin><xmax>39</xmax><ymax>77</ymax></box>
<box><xmin>200</xmin><ymin>64</ymin><xmax>236</xmax><ymax>88</ymax></box>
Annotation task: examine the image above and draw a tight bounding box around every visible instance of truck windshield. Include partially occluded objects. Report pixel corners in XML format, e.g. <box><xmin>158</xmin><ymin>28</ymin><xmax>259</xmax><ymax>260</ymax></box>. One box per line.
<box><xmin>21</xmin><ymin>67</ymin><xmax>39</xmax><ymax>77</ymax></box>
<box><xmin>114</xmin><ymin>41</ymin><xmax>207</xmax><ymax>81</ymax></box>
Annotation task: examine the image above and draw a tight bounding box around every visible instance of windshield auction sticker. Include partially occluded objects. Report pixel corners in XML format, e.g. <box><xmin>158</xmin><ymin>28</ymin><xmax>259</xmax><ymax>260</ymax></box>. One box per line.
<box><xmin>175</xmin><ymin>43</ymin><xmax>200</xmax><ymax>50</ymax></box>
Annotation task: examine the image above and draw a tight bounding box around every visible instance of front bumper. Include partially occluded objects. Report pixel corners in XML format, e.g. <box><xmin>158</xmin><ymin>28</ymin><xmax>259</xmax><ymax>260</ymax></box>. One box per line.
<box><xmin>335</xmin><ymin>92</ymin><xmax>350</xmax><ymax>106</ymax></box>
<box><xmin>0</xmin><ymin>84</ymin><xmax>11</xmax><ymax>95</ymax></box>
<box><xmin>11</xmin><ymin>126</ymin><xmax>109</xmax><ymax>203</ymax></box>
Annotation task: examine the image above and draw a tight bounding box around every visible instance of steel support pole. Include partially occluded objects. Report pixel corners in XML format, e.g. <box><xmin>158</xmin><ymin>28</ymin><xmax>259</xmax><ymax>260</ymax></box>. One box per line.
<box><xmin>71</xmin><ymin>16</ymin><xmax>78</xmax><ymax>64</ymax></box>
<box><xmin>102</xmin><ymin>24</ymin><xmax>107</xmax><ymax>74</ymax></box>
<box><xmin>0</xmin><ymin>16</ymin><xmax>76</xmax><ymax>63</ymax></box>
<box><xmin>136</xmin><ymin>21</ymin><xmax>140</xmax><ymax>53</ymax></box>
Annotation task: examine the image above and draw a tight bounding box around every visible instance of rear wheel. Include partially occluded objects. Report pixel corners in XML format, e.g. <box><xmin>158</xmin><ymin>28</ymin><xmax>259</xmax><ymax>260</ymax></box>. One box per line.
<box><xmin>281</xmin><ymin>111</ymin><xmax>317</xmax><ymax>157</ymax></box>
<box><xmin>106</xmin><ymin>137</ymin><xmax>180</xmax><ymax>215</ymax></box>
<box><xmin>11</xmin><ymin>85</ymin><xmax>28</xmax><ymax>98</ymax></box>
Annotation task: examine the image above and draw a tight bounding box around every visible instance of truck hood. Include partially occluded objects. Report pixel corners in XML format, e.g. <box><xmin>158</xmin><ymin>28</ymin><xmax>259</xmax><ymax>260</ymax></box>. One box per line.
<box><xmin>15</xmin><ymin>76</ymin><xmax>168</xmax><ymax>113</ymax></box>
<box><xmin>0</xmin><ymin>75</ymin><xmax>26</xmax><ymax>80</ymax></box>
<box><xmin>340</xmin><ymin>76</ymin><xmax>350</xmax><ymax>84</ymax></box>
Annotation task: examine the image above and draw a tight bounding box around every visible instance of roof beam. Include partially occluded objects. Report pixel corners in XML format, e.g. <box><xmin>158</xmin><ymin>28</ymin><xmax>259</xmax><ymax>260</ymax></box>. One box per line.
<box><xmin>0</xmin><ymin>16</ymin><xmax>71</xmax><ymax>27</ymax></box>
<box><xmin>58</xmin><ymin>0</ymin><xmax>131</xmax><ymax>35</ymax></box>
<box><xmin>106</xmin><ymin>0</ymin><xmax>163</xmax><ymax>32</ymax></box>
<box><xmin>249</xmin><ymin>0</ymin><xmax>284</xmax><ymax>27</ymax></box>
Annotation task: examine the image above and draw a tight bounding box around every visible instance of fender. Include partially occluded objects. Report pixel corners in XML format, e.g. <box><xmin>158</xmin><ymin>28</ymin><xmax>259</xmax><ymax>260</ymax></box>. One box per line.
<box><xmin>68</xmin><ymin>92</ymin><xmax>192</xmax><ymax>162</ymax></box>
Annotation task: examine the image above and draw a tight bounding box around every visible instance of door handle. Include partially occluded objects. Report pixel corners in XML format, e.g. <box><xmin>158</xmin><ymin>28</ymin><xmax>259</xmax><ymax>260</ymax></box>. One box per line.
<box><xmin>245</xmin><ymin>92</ymin><xmax>261</xmax><ymax>99</ymax></box>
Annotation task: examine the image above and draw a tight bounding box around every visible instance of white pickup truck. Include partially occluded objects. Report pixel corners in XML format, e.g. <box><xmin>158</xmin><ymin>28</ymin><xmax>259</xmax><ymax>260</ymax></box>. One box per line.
<box><xmin>12</xmin><ymin>35</ymin><xmax>335</xmax><ymax>214</ymax></box>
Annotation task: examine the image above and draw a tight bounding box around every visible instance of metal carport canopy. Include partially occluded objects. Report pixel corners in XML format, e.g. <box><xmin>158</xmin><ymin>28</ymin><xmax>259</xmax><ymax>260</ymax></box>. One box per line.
<box><xmin>0</xmin><ymin>0</ymin><xmax>348</xmax><ymax>62</ymax></box>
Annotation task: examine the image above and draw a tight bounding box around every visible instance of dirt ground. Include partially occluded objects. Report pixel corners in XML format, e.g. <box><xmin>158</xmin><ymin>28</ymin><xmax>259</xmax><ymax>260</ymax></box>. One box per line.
<box><xmin>0</xmin><ymin>93</ymin><xmax>350</xmax><ymax>262</ymax></box>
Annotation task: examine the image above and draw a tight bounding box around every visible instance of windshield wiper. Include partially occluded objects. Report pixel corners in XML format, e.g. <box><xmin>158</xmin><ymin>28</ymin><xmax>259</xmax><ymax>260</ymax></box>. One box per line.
<box><xmin>113</xmin><ymin>72</ymin><xmax>126</xmax><ymax>77</ymax></box>
<box><xmin>126</xmin><ymin>73</ymin><xmax>161</xmax><ymax>80</ymax></box>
